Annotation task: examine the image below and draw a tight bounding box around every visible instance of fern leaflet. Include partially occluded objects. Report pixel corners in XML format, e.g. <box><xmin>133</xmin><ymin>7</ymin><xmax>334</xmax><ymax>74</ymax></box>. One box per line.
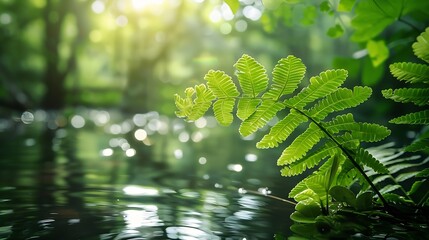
<box><xmin>413</xmin><ymin>27</ymin><xmax>429</xmax><ymax>63</ymax></box>
<box><xmin>382</xmin><ymin>88</ymin><xmax>429</xmax><ymax>106</ymax></box>
<box><xmin>263</xmin><ymin>55</ymin><xmax>306</xmax><ymax>100</ymax></box>
<box><xmin>389</xmin><ymin>62</ymin><xmax>429</xmax><ymax>84</ymax></box>
<box><xmin>285</xmin><ymin>69</ymin><xmax>348</xmax><ymax>109</ymax></box>
<box><xmin>257</xmin><ymin>110</ymin><xmax>307</xmax><ymax>149</ymax></box>
<box><xmin>234</xmin><ymin>54</ymin><xmax>268</xmax><ymax>98</ymax></box>
<box><xmin>277</xmin><ymin>123</ymin><xmax>325</xmax><ymax>165</ymax></box>
<box><xmin>308</xmin><ymin>86</ymin><xmax>372</xmax><ymax>121</ymax></box>
<box><xmin>389</xmin><ymin>110</ymin><xmax>429</xmax><ymax>124</ymax></box>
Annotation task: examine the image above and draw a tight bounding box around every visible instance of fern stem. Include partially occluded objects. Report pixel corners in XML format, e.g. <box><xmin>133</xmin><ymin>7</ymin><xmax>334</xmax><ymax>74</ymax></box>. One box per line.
<box><xmin>243</xmin><ymin>189</ymin><xmax>297</xmax><ymax>206</ymax></box>
<box><xmin>289</xmin><ymin>106</ymin><xmax>391</xmax><ymax>209</ymax></box>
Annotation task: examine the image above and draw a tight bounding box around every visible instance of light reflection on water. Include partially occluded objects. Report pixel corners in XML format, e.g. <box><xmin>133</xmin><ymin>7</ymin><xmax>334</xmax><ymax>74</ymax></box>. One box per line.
<box><xmin>0</xmin><ymin>109</ymin><xmax>295</xmax><ymax>239</ymax></box>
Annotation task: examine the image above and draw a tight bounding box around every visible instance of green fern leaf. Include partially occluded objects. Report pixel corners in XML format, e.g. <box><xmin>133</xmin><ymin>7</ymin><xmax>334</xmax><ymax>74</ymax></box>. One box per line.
<box><xmin>322</xmin><ymin>155</ymin><xmax>343</xmax><ymax>194</ymax></box>
<box><xmin>352</xmin><ymin>123</ymin><xmax>391</xmax><ymax>142</ymax></box>
<box><xmin>412</xmin><ymin>27</ymin><xmax>429</xmax><ymax>63</ymax></box>
<box><xmin>263</xmin><ymin>55</ymin><xmax>306</xmax><ymax>100</ymax></box>
<box><xmin>236</xmin><ymin>98</ymin><xmax>261</xmax><ymax>121</ymax></box>
<box><xmin>175</xmin><ymin>85</ymin><xmax>216</xmax><ymax>121</ymax></box>
<box><xmin>305</xmin><ymin>175</ymin><xmax>328</xmax><ymax>201</ymax></box>
<box><xmin>174</xmin><ymin>87</ymin><xmax>196</xmax><ymax>119</ymax></box>
<box><xmin>388</xmin><ymin>157</ymin><xmax>429</xmax><ymax>174</ymax></box>
<box><xmin>416</xmin><ymin>168</ymin><xmax>429</xmax><ymax>177</ymax></box>
<box><xmin>291</xmin><ymin>175</ymin><xmax>328</xmax><ymax>203</ymax></box>
<box><xmin>405</xmin><ymin>138</ymin><xmax>429</xmax><ymax>152</ymax></box>
<box><xmin>396</xmin><ymin>172</ymin><xmax>419</xmax><ymax>182</ymax></box>
<box><xmin>293</xmin><ymin>189</ymin><xmax>320</xmax><ymax>204</ymax></box>
<box><xmin>239</xmin><ymin>100</ymin><xmax>284</xmax><ymax>136</ymax></box>
<box><xmin>389</xmin><ymin>110</ymin><xmax>429</xmax><ymax>124</ymax></box>
<box><xmin>389</xmin><ymin>62</ymin><xmax>429</xmax><ymax>84</ymax></box>
<box><xmin>337</xmin><ymin>161</ymin><xmax>359</xmax><ymax>186</ymax></box>
<box><xmin>281</xmin><ymin>142</ymin><xmax>336</xmax><ymax>177</ymax></box>
<box><xmin>308</xmin><ymin>86</ymin><xmax>372</xmax><ymax>121</ymax></box>
<box><xmin>188</xmin><ymin>84</ymin><xmax>216</xmax><ymax>121</ymax></box>
<box><xmin>277</xmin><ymin>123</ymin><xmax>325</xmax><ymax>166</ymax></box>
<box><xmin>382</xmin><ymin>88</ymin><xmax>429</xmax><ymax>106</ymax></box>
<box><xmin>405</xmin><ymin>129</ymin><xmax>429</xmax><ymax>152</ymax></box>
<box><xmin>323</xmin><ymin>113</ymin><xmax>356</xmax><ymax>133</ymax></box>
<box><xmin>234</xmin><ymin>54</ymin><xmax>268</xmax><ymax>98</ymax></box>
<box><xmin>289</xmin><ymin>178</ymin><xmax>309</xmax><ymax>198</ymax></box>
<box><xmin>256</xmin><ymin>110</ymin><xmax>308</xmax><ymax>149</ymax></box>
<box><xmin>213</xmin><ymin>99</ymin><xmax>235</xmax><ymax>126</ymax></box>
<box><xmin>379</xmin><ymin>185</ymin><xmax>401</xmax><ymax>194</ymax></box>
<box><xmin>205</xmin><ymin>70</ymin><xmax>239</xmax><ymax>98</ymax></box>
<box><xmin>285</xmin><ymin>69</ymin><xmax>348</xmax><ymax>109</ymax></box>
<box><xmin>355</xmin><ymin>147</ymin><xmax>388</xmax><ymax>174</ymax></box>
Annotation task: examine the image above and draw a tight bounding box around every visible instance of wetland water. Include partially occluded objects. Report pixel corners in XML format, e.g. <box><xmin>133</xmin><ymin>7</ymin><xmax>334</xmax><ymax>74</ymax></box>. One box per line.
<box><xmin>0</xmin><ymin>109</ymin><xmax>295</xmax><ymax>239</ymax></box>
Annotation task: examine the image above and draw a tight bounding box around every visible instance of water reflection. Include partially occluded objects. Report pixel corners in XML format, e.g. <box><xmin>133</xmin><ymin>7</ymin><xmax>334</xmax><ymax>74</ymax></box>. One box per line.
<box><xmin>0</xmin><ymin>109</ymin><xmax>295</xmax><ymax>239</ymax></box>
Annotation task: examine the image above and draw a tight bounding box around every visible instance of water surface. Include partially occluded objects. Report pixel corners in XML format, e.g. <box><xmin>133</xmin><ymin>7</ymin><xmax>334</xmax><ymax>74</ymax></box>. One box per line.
<box><xmin>0</xmin><ymin>109</ymin><xmax>295</xmax><ymax>239</ymax></box>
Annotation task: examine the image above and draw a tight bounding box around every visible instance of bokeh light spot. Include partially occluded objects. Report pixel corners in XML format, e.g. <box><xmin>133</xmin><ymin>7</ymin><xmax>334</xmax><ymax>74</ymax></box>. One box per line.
<box><xmin>21</xmin><ymin>111</ymin><xmax>34</xmax><ymax>124</ymax></box>
<box><xmin>91</xmin><ymin>1</ymin><xmax>105</xmax><ymax>14</ymax></box>
<box><xmin>134</xmin><ymin>129</ymin><xmax>147</xmax><ymax>141</ymax></box>
<box><xmin>71</xmin><ymin>115</ymin><xmax>85</xmax><ymax>128</ymax></box>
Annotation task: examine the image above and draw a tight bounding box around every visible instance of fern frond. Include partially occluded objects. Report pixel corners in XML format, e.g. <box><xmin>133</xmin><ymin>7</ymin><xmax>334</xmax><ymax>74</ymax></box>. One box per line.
<box><xmin>213</xmin><ymin>99</ymin><xmax>235</xmax><ymax>126</ymax></box>
<box><xmin>205</xmin><ymin>70</ymin><xmax>239</xmax><ymax>98</ymax></box>
<box><xmin>308</xmin><ymin>86</ymin><xmax>372</xmax><ymax>121</ymax></box>
<box><xmin>175</xmin><ymin>54</ymin><xmax>393</xmax><ymax>208</ymax></box>
<box><xmin>412</xmin><ymin>27</ymin><xmax>429</xmax><ymax>63</ymax></box>
<box><xmin>256</xmin><ymin>110</ymin><xmax>308</xmax><ymax>149</ymax></box>
<box><xmin>236</xmin><ymin>98</ymin><xmax>261</xmax><ymax>121</ymax></box>
<box><xmin>389</xmin><ymin>110</ymin><xmax>429</xmax><ymax>124</ymax></box>
<box><xmin>382</xmin><ymin>88</ymin><xmax>429</xmax><ymax>106</ymax></box>
<box><xmin>263</xmin><ymin>55</ymin><xmax>306</xmax><ymax>100</ymax></box>
<box><xmin>239</xmin><ymin>100</ymin><xmax>284</xmax><ymax>136</ymax></box>
<box><xmin>285</xmin><ymin>69</ymin><xmax>348</xmax><ymax>109</ymax></box>
<box><xmin>389</xmin><ymin>62</ymin><xmax>429</xmax><ymax>84</ymax></box>
<box><xmin>277</xmin><ymin>123</ymin><xmax>325</xmax><ymax>165</ymax></box>
<box><xmin>234</xmin><ymin>54</ymin><xmax>268</xmax><ymax>97</ymax></box>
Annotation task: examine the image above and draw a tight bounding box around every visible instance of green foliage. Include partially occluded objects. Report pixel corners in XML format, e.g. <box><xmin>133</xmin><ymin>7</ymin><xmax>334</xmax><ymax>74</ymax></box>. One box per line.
<box><xmin>224</xmin><ymin>0</ymin><xmax>240</xmax><ymax>13</ymax></box>
<box><xmin>366</xmin><ymin>142</ymin><xmax>429</xmax><ymax>206</ymax></box>
<box><xmin>383</xmin><ymin>28</ymin><xmax>429</xmax><ymax>128</ymax></box>
<box><xmin>174</xmin><ymin>27</ymin><xmax>429</xmax><ymax>238</ymax></box>
<box><xmin>175</xmin><ymin>54</ymin><xmax>391</xmax><ymax>209</ymax></box>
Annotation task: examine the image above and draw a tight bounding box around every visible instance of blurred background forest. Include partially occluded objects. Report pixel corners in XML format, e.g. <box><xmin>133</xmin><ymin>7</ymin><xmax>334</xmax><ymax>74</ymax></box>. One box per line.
<box><xmin>0</xmin><ymin>0</ymin><xmax>426</xmax><ymax>115</ymax></box>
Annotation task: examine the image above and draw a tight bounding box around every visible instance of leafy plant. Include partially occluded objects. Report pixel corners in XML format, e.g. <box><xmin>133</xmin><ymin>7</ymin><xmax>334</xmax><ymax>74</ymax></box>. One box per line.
<box><xmin>175</xmin><ymin>54</ymin><xmax>392</xmax><ymax>211</ymax></box>
<box><xmin>174</xmin><ymin>27</ymin><xmax>429</xmax><ymax>238</ymax></box>
<box><xmin>382</xmin><ymin>27</ymin><xmax>429</xmax><ymax>153</ymax></box>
